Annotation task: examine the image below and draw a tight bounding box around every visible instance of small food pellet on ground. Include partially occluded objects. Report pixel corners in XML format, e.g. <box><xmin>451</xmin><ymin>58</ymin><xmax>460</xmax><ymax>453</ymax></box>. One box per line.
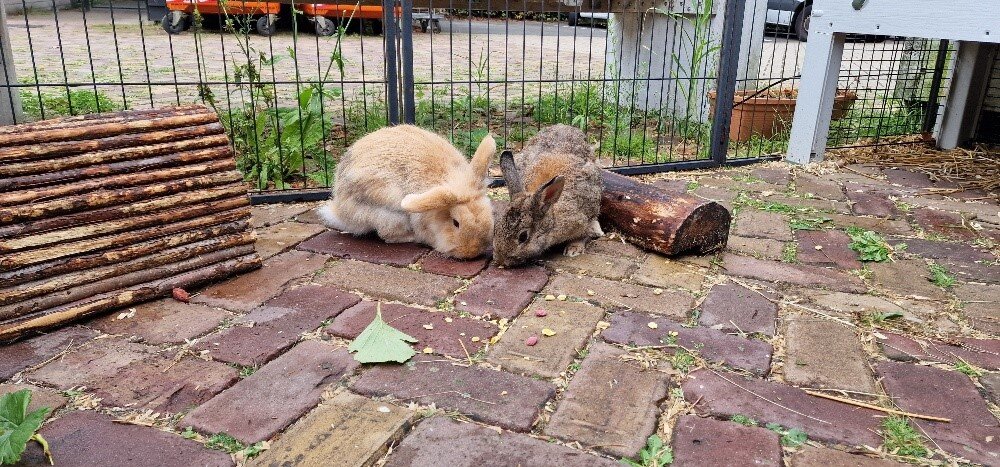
<box><xmin>525</xmin><ymin>336</ymin><xmax>539</xmax><ymax>346</ymax></box>
<box><xmin>535</xmin><ymin>309</ymin><xmax>548</xmax><ymax>317</ymax></box>
<box><xmin>471</xmin><ymin>336</ymin><xmax>481</xmax><ymax>342</ymax></box>
<box><xmin>648</xmin><ymin>322</ymin><xmax>658</xmax><ymax>329</ymax></box>
<box><xmin>541</xmin><ymin>328</ymin><xmax>556</xmax><ymax>336</ymax></box>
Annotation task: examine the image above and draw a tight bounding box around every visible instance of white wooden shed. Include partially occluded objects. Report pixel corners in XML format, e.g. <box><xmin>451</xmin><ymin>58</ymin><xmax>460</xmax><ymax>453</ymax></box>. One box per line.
<box><xmin>787</xmin><ymin>0</ymin><xmax>1000</xmax><ymax>164</ymax></box>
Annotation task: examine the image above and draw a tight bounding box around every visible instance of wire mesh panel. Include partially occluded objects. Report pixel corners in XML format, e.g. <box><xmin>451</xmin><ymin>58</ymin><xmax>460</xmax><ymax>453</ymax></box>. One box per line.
<box><xmin>0</xmin><ymin>0</ymin><xmax>957</xmax><ymax>196</ymax></box>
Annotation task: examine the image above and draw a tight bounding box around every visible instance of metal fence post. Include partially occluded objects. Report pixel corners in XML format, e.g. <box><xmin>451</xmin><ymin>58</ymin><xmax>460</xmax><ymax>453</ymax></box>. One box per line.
<box><xmin>708</xmin><ymin>0</ymin><xmax>746</xmax><ymax>165</ymax></box>
<box><xmin>399</xmin><ymin>0</ymin><xmax>415</xmax><ymax>124</ymax></box>
<box><xmin>922</xmin><ymin>39</ymin><xmax>950</xmax><ymax>134</ymax></box>
<box><xmin>0</xmin><ymin>0</ymin><xmax>23</xmax><ymax>125</ymax></box>
<box><xmin>383</xmin><ymin>0</ymin><xmax>401</xmax><ymax>125</ymax></box>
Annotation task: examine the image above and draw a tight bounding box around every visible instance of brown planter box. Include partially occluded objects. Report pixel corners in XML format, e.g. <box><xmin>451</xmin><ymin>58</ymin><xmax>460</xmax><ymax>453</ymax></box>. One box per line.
<box><xmin>709</xmin><ymin>89</ymin><xmax>858</xmax><ymax>143</ymax></box>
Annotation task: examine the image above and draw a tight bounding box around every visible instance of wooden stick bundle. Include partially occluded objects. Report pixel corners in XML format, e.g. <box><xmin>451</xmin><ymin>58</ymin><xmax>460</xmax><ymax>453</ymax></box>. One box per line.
<box><xmin>0</xmin><ymin>105</ymin><xmax>260</xmax><ymax>342</ymax></box>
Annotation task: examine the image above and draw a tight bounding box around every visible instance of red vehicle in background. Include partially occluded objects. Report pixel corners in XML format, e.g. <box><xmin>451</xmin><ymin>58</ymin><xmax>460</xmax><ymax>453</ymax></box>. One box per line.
<box><xmin>302</xmin><ymin>4</ymin><xmax>391</xmax><ymax>36</ymax></box>
<box><xmin>161</xmin><ymin>0</ymin><xmax>281</xmax><ymax>35</ymax></box>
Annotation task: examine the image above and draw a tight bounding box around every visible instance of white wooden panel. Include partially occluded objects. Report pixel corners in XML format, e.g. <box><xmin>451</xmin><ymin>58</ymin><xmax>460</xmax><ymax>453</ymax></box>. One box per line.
<box><xmin>811</xmin><ymin>0</ymin><xmax>999</xmax><ymax>43</ymax></box>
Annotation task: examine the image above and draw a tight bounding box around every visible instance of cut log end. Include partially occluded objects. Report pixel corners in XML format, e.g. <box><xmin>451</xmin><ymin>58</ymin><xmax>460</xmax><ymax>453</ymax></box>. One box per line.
<box><xmin>599</xmin><ymin>170</ymin><xmax>731</xmax><ymax>256</ymax></box>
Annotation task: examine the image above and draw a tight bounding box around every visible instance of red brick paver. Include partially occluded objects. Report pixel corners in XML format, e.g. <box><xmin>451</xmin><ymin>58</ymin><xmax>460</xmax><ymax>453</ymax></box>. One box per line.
<box><xmin>682</xmin><ymin>369</ymin><xmax>884</xmax><ymax>447</ymax></box>
<box><xmin>671</xmin><ymin>415</ymin><xmax>782</xmax><ymax>467</ymax></box>
<box><xmin>603</xmin><ymin>311</ymin><xmax>773</xmax><ymax>375</ymax></box>
<box><xmin>192</xmin><ymin>250</ymin><xmax>326</xmax><ymax>312</ymax></box>
<box><xmin>183</xmin><ymin>341</ymin><xmax>358</xmax><ymax>443</ymax></box>
<box><xmin>87</xmin><ymin>299</ymin><xmax>228</xmax><ymax>345</ymax></box>
<box><xmin>15</xmin><ymin>411</ymin><xmax>232</xmax><ymax>467</ymax></box>
<box><xmin>698</xmin><ymin>282</ymin><xmax>778</xmax><ymax>336</ymax></box>
<box><xmin>385</xmin><ymin>417</ymin><xmax>620</xmax><ymax>467</ymax></box>
<box><xmin>326</xmin><ymin>301</ymin><xmax>497</xmax><ymax>359</ymax></box>
<box><xmin>297</xmin><ymin>230</ymin><xmax>429</xmax><ymax>266</ymax></box>
<box><xmin>352</xmin><ymin>355</ymin><xmax>556</xmax><ymax>432</ymax></box>
<box><xmin>0</xmin><ymin>326</ymin><xmax>98</xmax><ymax>380</ymax></box>
<box><xmin>454</xmin><ymin>265</ymin><xmax>549</xmax><ymax>319</ymax></box>
<box><xmin>545</xmin><ymin>343</ymin><xmax>671</xmax><ymax>458</ymax></box>
<box><xmin>876</xmin><ymin>362</ymin><xmax>998</xmax><ymax>464</ymax></box>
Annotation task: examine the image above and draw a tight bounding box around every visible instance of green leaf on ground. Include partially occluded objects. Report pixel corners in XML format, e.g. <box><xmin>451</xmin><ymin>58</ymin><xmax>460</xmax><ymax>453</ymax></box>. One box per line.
<box><xmin>1</xmin><ymin>389</ymin><xmax>52</xmax><ymax>465</ymax></box>
<box><xmin>845</xmin><ymin>227</ymin><xmax>894</xmax><ymax>262</ymax></box>
<box><xmin>348</xmin><ymin>305</ymin><xmax>418</xmax><ymax>364</ymax></box>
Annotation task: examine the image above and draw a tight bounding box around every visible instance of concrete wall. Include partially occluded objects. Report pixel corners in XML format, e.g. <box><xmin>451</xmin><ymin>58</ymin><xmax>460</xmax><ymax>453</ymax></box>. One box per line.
<box><xmin>1</xmin><ymin>0</ymin><xmax>22</xmax><ymax>125</ymax></box>
<box><xmin>605</xmin><ymin>0</ymin><xmax>766</xmax><ymax>121</ymax></box>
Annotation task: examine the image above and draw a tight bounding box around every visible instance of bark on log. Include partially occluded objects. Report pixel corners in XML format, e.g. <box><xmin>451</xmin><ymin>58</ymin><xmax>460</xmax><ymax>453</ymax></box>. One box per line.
<box><xmin>1</xmin><ymin>220</ymin><xmax>251</xmax><ymax>287</ymax></box>
<box><xmin>0</xmin><ymin>109</ymin><xmax>216</xmax><ymax>147</ymax></box>
<box><xmin>0</xmin><ymin>191</ymin><xmax>248</xmax><ymax>249</ymax></box>
<box><xmin>0</xmin><ymin>147</ymin><xmax>232</xmax><ymax>197</ymax></box>
<box><xmin>0</xmin><ymin>254</ymin><xmax>262</xmax><ymax>343</ymax></box>
<box><xmin>0</xmin><ymin>171</ymin><xmax>242</xmax><ymax>224</ymax></box>
<box><xmin>0</xmin><ymin>232</ymin><xmax>255</xmax><ymax>307</ymax></box>
<box><xmin>0</xmin><ymin>122</ymin><xmax>225</xmax><ymax>162</ymax></box>
<box><xmin>0</xmin><ymin>244</ymin><xmax>256</xmax><ymax>320</ymax></box>
<box><xmin>600</xmin><ymin>170</ymin><xmax>730</xmax><ymax>256</ymax></box>
<box><xmin>0</xmin><ymin>206</ymin><xmax>250</xmax><ymax>270</ymax></box>
<box><xmin>0</xmin><ymin>105</ymin><xmax>209</xmax><ymax>136</ymax></box>
<box><xmin>1</xmin><ymin>134</ymin><xmax>230</xmax><ymax>178</ymax></box>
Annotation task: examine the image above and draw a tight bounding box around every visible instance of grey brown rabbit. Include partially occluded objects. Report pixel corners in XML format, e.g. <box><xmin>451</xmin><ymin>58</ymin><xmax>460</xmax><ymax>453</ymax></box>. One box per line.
<box><xmin>493</xmin><ymin>124</ymin><xmax>603</xmax><ymax>267</ymax></box>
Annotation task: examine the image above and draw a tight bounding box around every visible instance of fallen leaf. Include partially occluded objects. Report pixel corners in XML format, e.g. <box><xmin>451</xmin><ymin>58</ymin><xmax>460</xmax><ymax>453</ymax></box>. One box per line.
<box><xmin>348</xmin><ymin>305</ymin><xmax>418</xmax><ymax>364</ymax></box>
<box><xmin>422</xmin><ymin>347</ymin><xmax>433</xmax><ymax>354</ymax></box>
<box><xmin>172</xmin><ymin>288</ymin><xmax>190</xmax><ymax>303</ymax></box>
<box><xmin>541</xmin><ymin>328</ymin><xmax>556</xmax><ymax>337</ymax></box>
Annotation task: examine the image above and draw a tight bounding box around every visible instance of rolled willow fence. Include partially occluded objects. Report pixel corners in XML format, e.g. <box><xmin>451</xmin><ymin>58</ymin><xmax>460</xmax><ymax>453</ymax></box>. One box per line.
<box><xmin>0</xmin><ymin>105</ymin><xmax>260</xmax><ymax>342</ymax></box>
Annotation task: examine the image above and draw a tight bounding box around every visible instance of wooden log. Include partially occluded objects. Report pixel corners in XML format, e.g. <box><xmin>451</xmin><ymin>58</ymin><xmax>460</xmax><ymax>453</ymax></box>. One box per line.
<box><xmin>1</xmin><ymin>134</ymin><xmax>230</xmax><ymax>178</ymax></box>
<box><xmin>0</xmin><ymin>232</ymin><xmax>255</xmax><ymax>308</ymax></box>
<box><xmin>0</xmin><ymin>112</ymin><xmax>219</xmax><ymax>148</ymax></box>
<box><xmin>599</xmin><ymin>170</ymin><xmax>730</xmax><ymax>255</ymax></box>
<box><xmin>0</xmin><ymin>207</ymin><xmax>250</xmax><ymax>270</ymax></box>
<box><xmin>0</xmin><ymin>146</ymin><xmax>232</xmax><ymax>196</ymax></box>
<box><xmin>0</xmin><ymin>220</ymin><xmax>252</xmax><ymax>287</ymax></box>
<box><xmin>0</xmin><ymin>243</ymin><xmax>256</xmax><ymax>320</ymax></box>
<box><xmin>0</xmin><ymin>122</ymin><xmax>226</xmax><ymax>163</ymax></box>
<box><xmin>0</xmin><ymin>171</ymin><xmax>242</xmax><ymax>225</ymax></box>
<box><xmin>0</xmin><ymin>157</ymin><xmax>235</xmax><ymax>206</ymax></box>
<box><xmin>0</xmin><ymin>105</ymin><xmax>209</xmax><ymax>136</ymax></box>
<box><xmin>0</xmin><ymin>254</ymin><xmax>262</xmax><ymax>343</ymax></box>
<box><xmin>0</xmin><ymin>191</ymin><xmax>248</xmax><ymax>249</ymax></box>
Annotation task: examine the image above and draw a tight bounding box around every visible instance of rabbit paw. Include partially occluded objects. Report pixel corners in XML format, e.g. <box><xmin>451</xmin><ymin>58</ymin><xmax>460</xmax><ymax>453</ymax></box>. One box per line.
<box><xmin>563</xmin><ymin>240</ymin><xmax>587</xmax><ymax>257</ymax></box>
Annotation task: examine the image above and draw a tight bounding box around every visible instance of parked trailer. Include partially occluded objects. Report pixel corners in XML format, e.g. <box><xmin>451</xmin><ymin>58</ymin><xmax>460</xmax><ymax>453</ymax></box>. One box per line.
<box><xmin>161</xmin><ymin>0</ymin><xmax>281</xmax><ymax>35</ymax></box>
<box><xmin>302</xmin><ymin>4</ymin><xmax>391</xmax><ymax>36</ymax></box>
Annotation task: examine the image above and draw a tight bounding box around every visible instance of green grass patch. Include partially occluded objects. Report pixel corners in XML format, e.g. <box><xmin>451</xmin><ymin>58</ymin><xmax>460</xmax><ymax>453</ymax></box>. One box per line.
<box><xmin>846</xmin><ymin>227</ymin><xmax>896</xmax><ymax>262</ymax></box>
<box><xmin>880</xmin><ymin>416</ymin><xmax>928</xmax><ymax>459</ymax></box>
<box><xmin>927</xmin><ymin>262</ymin><xmax>955</xmax><ymax>288</ymax></box>
<box><xmin>730</xmin><ymin>414</ymin><xmax>758</xmax><ymax>427</ymax></box>
<box><xmin>765</xmin><ymin>423</ymin><xmax>808</xmax><ymax>447</ymax></box>
<box><xmin>19</xmin><ymin>88</ymin><xmax>121</xmax><ymax>120</ymax></box>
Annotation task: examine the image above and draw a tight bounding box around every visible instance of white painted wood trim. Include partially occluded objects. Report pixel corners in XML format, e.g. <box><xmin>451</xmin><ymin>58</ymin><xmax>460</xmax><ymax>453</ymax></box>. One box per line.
<box><xmin>786</xmin><ymin>31</ymin><xmax>846</xmax><ymax>164</ymax></box>
<box><xmin>810</xmin><ymin>0</ymin><xmax>999</xmax><ymax>44</ymax></box>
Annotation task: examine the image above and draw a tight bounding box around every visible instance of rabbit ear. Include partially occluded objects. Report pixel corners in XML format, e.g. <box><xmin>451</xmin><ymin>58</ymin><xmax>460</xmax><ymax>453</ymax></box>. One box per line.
<box><xmin>499</xmin><ymin>150</ymin><xmax>523</xmax><ymax>195</ymax></box>
<box><xmin>532</xmin><ymin>175</ymin><xmax>565</xmax><ymax>216</ymax></box>
<box><xmin>470</xmin><ymin>133</ymin><xmax>496</xmax><ymax>183</ymax></box>
<box><xmin>401</xmin><ymin>186</ymin><xmax>458</xmax><ymax>212</ymax></box>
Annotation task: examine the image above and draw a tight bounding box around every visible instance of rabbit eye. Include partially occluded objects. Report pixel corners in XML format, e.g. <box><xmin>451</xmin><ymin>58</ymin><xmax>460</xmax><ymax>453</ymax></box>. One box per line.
<box><xmin>518</xmin><ymin>231</ymin><xmax>529</xmax><ymax>243</ymax></box>
<box><xmin>452</xmin><ymin>219</ymin><xmax>460</xmax><ymax>228</ymax></box>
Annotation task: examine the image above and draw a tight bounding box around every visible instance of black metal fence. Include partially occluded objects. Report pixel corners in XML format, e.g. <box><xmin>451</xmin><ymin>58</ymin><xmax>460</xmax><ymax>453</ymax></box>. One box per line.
<box><xmin>0</xmin><ymin>0</ymin><xmax>954</xmax><ymax>200</ymax></box>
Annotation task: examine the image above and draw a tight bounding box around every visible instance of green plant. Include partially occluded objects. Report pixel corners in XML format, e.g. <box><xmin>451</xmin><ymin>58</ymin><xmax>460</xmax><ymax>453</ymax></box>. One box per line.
<box><xmin>954</xmin><ymin>359</ymin><xmax>983</xmax><ymax>377</ymax></box>
<box><xmin>205</xmin><ymin>433</ymin><xmax>245</xmax><ymax>453</ymax></box>
<box><xmin>19</xmin><ymin>88</ymin><xmax>121</xmax><ymax>120</ymax></box>
<box><xmin>181</xmin><ymin>426</ymin><xmax>198</xmax><ymax>440</ymax></box>
<box><xmin>846</xmin><ymin>227</ymin><xmax>894</xmax><ymax>262</ymax></box>
<box><xmin>781</xmin><ymin>243</ymin><xmax>798</xmax><ymax>263</ymax></box>
<box><xmin>685</xmin><ymin>181</ymin><xmax>700</xmax><ymax>191</ymax></box>
<box><xmin>880</xmin><ymin>417</ymin><xmax>928</xmax><ymax>458</ymax></box>
<box><xmin>765</xmin><ymin>423</ymin><xmax>808</xmax><ymax>447</ymax></box>
<box><xmin>670</xmin><ymin>349</ymin><xmax>697</xmax><ymax>373</ymax></box>
<box><xmin>790</xmin><ymin>217</ymin><xmax>832</xmax><ymax>231</ymax></box>
<box><xmin>927</xmin><ymin>262</ymin><xmax>955</xmax><ymax>288</ymax></box>
<box><xmin>621</xmin><ymin>434</ymin><xmax>673</xmax><ymax>467</ymax></box>
<box><xmin>730</xmin><ymin>414</ymin><xmax>757</xmax><ymax>427</ymax></box>
<box><xmin>658</xmin><ymin>0</ymin><xmax>720</xmax><ymax>119</ymax></box>
<box><xmin>1</xmin><ymin>389</ymin><xmax>52</xmax><ymax>465</ymax></box>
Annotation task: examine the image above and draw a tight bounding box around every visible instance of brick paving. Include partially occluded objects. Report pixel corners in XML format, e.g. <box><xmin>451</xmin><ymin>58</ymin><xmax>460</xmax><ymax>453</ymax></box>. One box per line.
<box><xmin>4</xmin><ymin>163</ymin><xmax>998</xmax><ymax>466</ymax></box>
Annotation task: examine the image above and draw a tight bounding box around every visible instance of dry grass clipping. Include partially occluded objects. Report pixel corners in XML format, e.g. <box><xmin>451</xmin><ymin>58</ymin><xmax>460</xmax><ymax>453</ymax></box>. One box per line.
<box><xmin>829</xmin><ymin>138</ymin><xmax>1000</xmax><ymax>194</ymax></box>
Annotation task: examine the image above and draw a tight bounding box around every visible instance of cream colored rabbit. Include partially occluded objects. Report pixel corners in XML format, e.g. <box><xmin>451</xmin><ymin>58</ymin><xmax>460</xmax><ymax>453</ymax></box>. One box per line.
<box><xmin>317</xmin><ymin>125</ymin><xmax>495</xmax><ymax>259</ymax></box>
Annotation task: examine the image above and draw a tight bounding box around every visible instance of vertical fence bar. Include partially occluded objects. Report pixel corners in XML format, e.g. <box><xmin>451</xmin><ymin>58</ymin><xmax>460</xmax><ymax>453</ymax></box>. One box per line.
<box><xmin>708</xmin><ymin>0</ymin><xmax>746</xmax><ymax>165</ymax></box>
<box><xmin>922</xmin><ymin>39</ymin><xmax>950</xmax><ymax>134</ymax></box>
<box><xmin>400</xmin><ymin>0</ymin><xmax>416</xmax><ymax>124</ymax></box>
<box><xmin>0</xmin><ymin>0</ymin><xmax>22</xmax><ymax>124</ymax></box>
<box><xmin>383</xmin><ymin>0</ymin><xmax>401</xmax><ymax>125</ymax></box>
